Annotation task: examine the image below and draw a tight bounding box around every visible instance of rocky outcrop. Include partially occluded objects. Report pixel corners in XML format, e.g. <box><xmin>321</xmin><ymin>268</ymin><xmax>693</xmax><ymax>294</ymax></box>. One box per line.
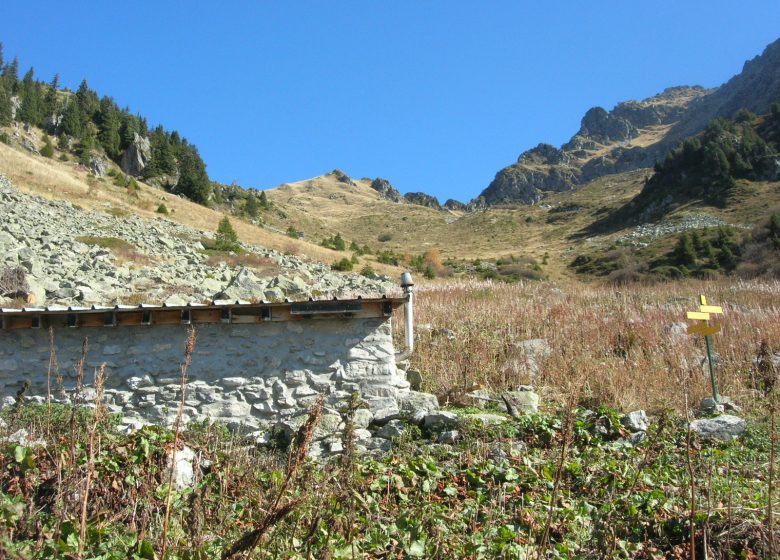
<box><xmin>370</xmin><ymin>178</ymin><xmax>404</xmax><ymax>203</ymax></box>
<box><xmin>482</xmin><ymin>164</ymin><xmax>580</xmax><ymax>205</ymax></box>
<box><xmin>404</xmin><ymin>192</ymin><xmax>441</xmax><ymax>209</ymax></box>
<box><xmin>443</xmin><ymin>198</ymin><xmax>466</xmax><ymax>211</ymax></box>
<box><xmin>329</xmin><ymin>169</ymin><xmax>355</xmax><ymax>186</ymax></box>
<box><xmin>120</xmin><ymin>133</ymin><xmax>152</xmax><ymax>177</ymax></box>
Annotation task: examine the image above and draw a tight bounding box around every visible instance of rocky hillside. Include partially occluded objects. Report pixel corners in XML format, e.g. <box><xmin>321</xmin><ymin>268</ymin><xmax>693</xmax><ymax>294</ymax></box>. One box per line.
<box><xmin>477</xmin><ymin>37</ymin><xmax>780</xmax><ymax>206</ymax></box>
<box><xmin>0</xmin><ymin>174</ymin><xmax>395</xmax><ymax>308</ymax></box>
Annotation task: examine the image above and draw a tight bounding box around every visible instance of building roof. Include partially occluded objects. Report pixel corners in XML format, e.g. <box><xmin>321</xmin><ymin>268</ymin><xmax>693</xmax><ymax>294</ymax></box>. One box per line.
<box><xmin>0</xmin><ymin>295</ymin><xmax>407</xmax><ymax>330</ymax></box>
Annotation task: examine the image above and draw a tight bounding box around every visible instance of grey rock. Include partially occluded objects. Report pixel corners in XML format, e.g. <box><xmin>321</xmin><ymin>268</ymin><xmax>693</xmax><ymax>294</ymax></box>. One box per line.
<box><xmin>120</xmin><ymin>133</ymin><xmax>152</xmax><ymax>176</ymax></box>
<box><xmin>168</xmin><ymin>446</ymin><xmax>196</xmax><ymax>489</ymax></box>
<box><xmin>690</xmin><ymin>415</ymin><xmax>746</xmax><ymax>442</ymax></box>
<box><xmin>699</xmin><ymin>397</ymin><xmax>725</xmax><ymax>415</ymax></box>
<box><xmin>423</xmin><ymin>411</ymin><xmax>458</xmax><ymax>431</ymax></box>
<box><xmin>89</xmin><ymin>156</ymin><xmax>108</xmax><ymax>178</ymax></box>
<box><xmin>621</xmin><ymin>410</ymin><xmax>650</xmax><ymax>432</ymax></box>
<box><xmin>500</xmin><ymin>390</ymin><xmax>539</xmax><ymax>414</ymax></box>
<box><xmin>375</xmin><ymin>419</ymin><xmax>406</xmax><ymax>439</ymax></box>
<box><xmin>463</xmin><ymin>413</ymin><xmax>507</xmax><ymax>425</ymax></box>
<box><xmin>398</xmin><ymin>391</ymin><xmax>439</xmax><ymax>417</ymax></box>
<box><xmin>437</xmin><ymin>430</ymin><xmax>459</xmax><ymax>444</ymax></box>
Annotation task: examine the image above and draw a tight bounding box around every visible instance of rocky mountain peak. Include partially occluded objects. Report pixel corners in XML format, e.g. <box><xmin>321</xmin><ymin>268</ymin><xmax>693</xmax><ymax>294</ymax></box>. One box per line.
<box><xmin>369</xmin><ymin>177</ymin><xmax>404</xmax><ymax>203</ymax></box>
<box><xmin>474</xmin><ymin>37</ymin><xmax>780</xmax><ymax>207</ymax></box>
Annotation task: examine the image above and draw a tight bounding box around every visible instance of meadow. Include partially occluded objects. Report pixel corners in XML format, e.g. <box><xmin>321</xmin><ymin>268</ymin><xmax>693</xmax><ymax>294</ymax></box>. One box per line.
<box><xmin>0</xmin><ymin>278</ymin><xmax>777</xmax><ymax>558</ymax></box>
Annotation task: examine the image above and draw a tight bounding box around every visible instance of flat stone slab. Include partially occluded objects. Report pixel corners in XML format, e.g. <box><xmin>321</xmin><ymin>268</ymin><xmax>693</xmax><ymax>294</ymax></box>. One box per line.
<box><xmin>463</xmin><ymin>413</ymin><xmax>508</xmax><ymax>425</ymax></box>
<box><xmin>690</xmin><ymin>414</ymin><xmax>746</xmax><ymax>442</ymax></box>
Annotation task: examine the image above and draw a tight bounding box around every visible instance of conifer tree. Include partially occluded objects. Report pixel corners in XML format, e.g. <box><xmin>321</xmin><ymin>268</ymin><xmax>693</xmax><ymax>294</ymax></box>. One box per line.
<box><xmin>61</xmin><ymin>99</ymin><xmax>83</xmax><ymax>137</ymax></box>
<box><xmin>18</xmin><ymin>67</ymin><xmax>43</xmax><ymax>126</ymax></box>
<box><xmin>175</xmin><ymin>144</ymin><xmax>210</xmax><ymax>203</ymax></box>
<box><xmin>98</xmin><ymin>97</ymin><xmax>121</xmax><ymax>160</ymax></box>
<box><xmin>259</xmin><ymin>190</ymin><xmax>269</xmax><ymax>208</ymax></box>
<box><xmin>215</xmin><ymin>216</ymin><xmax>240</xmax><ymax>251</ymax></box>
<box><xmin>245</xmin><ymin>193</ymin><xmax>260</xmax><ymax>219</ymax></box>
<box><xmin>0</xmin><ymin>84</ymin><xmax>11</xmax><ymax>126</ymax></box>
<box><xmin>673</xmin><ymin>232</ymin><xmax>697</xmax><ymax>267</ymax></box>
<box><xmin>43</xmin><ymin>73</ymin><xmax>60</xmax><ymax>124</ymax></box>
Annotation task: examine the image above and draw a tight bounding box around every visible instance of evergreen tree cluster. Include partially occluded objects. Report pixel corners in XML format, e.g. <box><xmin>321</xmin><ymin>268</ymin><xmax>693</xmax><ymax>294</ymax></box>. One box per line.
<box><xmin>662</xmin><ymin>226</ymin><xmax>741</xmax><ymax>277</ymax></box>
<box><xmin>0</xmin><ymin>43</ymin><xmax>211</xmax><ymax>204</ymax></box>
<box><xmin>644</xmin><ymin>116</ymin><xmax>779</xmax><ymax>207</ymax></box>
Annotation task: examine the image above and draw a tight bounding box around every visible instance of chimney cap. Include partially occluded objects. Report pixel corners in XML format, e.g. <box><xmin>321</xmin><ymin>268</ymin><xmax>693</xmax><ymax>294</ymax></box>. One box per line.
<box><xmin>400</xmin><ymin>272</ymin><xmax>414</xmax><ymax>288</ymax></box>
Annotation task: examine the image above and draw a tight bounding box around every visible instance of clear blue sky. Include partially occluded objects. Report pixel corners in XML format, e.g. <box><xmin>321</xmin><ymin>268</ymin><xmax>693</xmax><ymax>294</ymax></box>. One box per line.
<box><xmin>3</xmin><ymin>1</ymin><xmax>779</xmax><ymax>202</ymax></box>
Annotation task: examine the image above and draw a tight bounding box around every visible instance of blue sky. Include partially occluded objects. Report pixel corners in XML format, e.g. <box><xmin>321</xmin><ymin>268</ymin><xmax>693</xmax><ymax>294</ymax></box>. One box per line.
<box><xmin>3</xmin><ymin>2</ymin><xmax>779</xmax><ymax>202</ymax></box>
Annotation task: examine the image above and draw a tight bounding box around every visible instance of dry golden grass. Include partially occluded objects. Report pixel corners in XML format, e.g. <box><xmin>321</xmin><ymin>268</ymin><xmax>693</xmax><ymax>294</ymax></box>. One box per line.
<box><xmin>0</xmin><ymin>140</ymin><xmax>403</xmax><ymax>277</ymax></box>
<box><xmin>406</xmin><ymin>277</ymin><xmax>780</xmax><ymax>414</ymax></box>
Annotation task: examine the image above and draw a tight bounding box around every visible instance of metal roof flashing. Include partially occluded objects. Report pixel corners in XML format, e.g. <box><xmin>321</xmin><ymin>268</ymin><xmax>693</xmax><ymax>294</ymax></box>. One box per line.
<box><xmin>0</xmin><ymin>296</ymin><xmax>406</xmax><ymax>331</ymax></box>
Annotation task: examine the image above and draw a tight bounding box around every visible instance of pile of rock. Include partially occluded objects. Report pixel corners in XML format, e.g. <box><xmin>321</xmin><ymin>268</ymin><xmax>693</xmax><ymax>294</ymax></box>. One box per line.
<box><xmin>0</xmin><ymin>175</ymin><xmax>395</xmax><ymax>307</ymax></box>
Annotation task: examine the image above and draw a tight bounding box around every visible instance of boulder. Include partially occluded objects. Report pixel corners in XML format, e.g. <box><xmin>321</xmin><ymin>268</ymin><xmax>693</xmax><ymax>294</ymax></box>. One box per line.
<box><xmin>168</xmin><ymin>446</ymin><xmax>196</xmax><ymax>489</ymax></box>
<box><xmin>690</xmin><ymin>415</ymin><xmax>746</xmax><ymax>442</ymax></box>
<box><xmin>89</xmin><ymin>156</ymin><xmax>108</xmax><ymax>178</ymax></box>
<box><xmin>121</xmin><ymin>133</ymin><xmax>152</xmax><ymax>177</ymax></box>
<box><xmin>422</xmin><ymin>411</ymin><xmax>458</xmax><ymax>431</ymax></box>
<box><xmin>397</xmin><ymin>391</ymin><xmax>439</xmax><ymax>418</ymax></box>
<box><xmin>621</xmin><ymin>410</ymin><xmax>650</xmax><ymax>432</ymax></box>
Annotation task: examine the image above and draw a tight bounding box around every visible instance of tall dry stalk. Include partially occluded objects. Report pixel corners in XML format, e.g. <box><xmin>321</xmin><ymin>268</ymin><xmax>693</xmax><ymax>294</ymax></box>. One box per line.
<box><xmin>69</xmin><ymin>337</ymin><xmax>88</xmax><ymax>466</ymax></box>
<box><xmin>221</xmin><ymin>395</ymin><xmax>324</xmax><ymax>560</ymax></box>
<box><xmin>160</xmin><ymin>326</ymin><xmax>197</xmax><ymax>559</ymax></box>
<box><xmin>537</xmin><ymin>385</ymin><xmax>579</xmax><ymax>559</ymax></box>
<box><xmin>78</xmin><ymin>363</ymin><xmax>106</xmax><ymax>558</ymax></box>
<box><xmin>768</xmin><ymin>389</ymin><xmax>776</xmax><ymax>557</ymax></box>
<box><xmin>685</xmin><ymin>393</ymin><xmax>697</xmax><ymax>560</ymax></box>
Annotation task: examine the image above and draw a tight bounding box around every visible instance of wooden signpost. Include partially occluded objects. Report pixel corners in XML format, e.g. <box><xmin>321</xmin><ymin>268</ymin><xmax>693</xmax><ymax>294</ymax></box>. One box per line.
<box><xmin>686</xmin><ymin>295</ymin><xmax>723</xmax><ymax>402</ymax></box>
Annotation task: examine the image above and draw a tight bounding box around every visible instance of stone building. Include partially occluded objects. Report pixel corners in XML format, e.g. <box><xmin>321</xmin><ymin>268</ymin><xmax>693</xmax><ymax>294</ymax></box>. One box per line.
<box><xmin>0</xmin><ymin>295</ymin><xmax>426</xmax><ymax>441</ymax></box>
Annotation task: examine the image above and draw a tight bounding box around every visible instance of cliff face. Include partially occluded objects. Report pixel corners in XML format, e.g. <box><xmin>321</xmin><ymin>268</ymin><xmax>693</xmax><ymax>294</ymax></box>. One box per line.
<box><xmin>476</xmin><ymin>37</ymin><xmax>780</xmax><ymax>206</ymax></box>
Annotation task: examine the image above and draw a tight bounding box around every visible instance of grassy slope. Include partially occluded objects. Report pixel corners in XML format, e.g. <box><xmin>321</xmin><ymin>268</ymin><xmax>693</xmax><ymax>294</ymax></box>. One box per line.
<box><xmin>0</xmin><ymin>137</ymin><xmax>403</xmax><ymax>277</ymax></box>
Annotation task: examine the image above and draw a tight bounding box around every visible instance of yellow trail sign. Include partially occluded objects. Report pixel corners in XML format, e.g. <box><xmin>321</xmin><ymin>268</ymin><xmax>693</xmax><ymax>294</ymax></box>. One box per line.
<box><xmin>687</xmin><ymin>324</ymin><xmax>721</xmax><ymax>336</ymax></box>
<box><xmin>686</xmin><ymin>311</ymin><xmax>710</xmax><ymax>321</ymax></box>
<box><xmin>699</xmin><ymin>305</ymin><xmax>723</xmax><ymax>314</ymax></box>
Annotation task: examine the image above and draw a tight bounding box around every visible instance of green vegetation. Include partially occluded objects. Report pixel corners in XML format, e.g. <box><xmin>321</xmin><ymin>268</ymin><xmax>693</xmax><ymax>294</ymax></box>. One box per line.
<box><xmin>214</xmin><ymin>216</ymin><xmax>241</xmax><ymax>252</ymax></box>
<box><xmin>286</xmin><ymin>226</ymin><xmax>303</xmax><ymax>239</ymax></box>
<box><xmin>0</xmin><ymin>401</ymin><xmax>774</xmax><ymax>558</ymax></box>
<box><xmin>156</xmin><ymin>203</ymin><xmax>169</xmax><ymax>214</ymax></box>
<box><xmin>75</xmin><ymin>236</ymin><xmax>135</xmax><ymax>252</ymax></box>
<box><xmin>320</xmin><ymin>232</ymin><xmax>346</xmax><ymax>251</ymax></box>
<box><xmin>40</xmin><ymin>133</ymin><xmax>54</xmax><ymax>158</ymax></box>
<box><xmin>331</xmin><ymin>257</ymin><xmax>354</xmax><ymax>271</ymax></box>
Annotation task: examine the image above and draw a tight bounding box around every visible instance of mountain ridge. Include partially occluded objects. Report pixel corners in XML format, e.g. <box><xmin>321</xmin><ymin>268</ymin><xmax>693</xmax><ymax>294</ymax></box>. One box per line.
<box><xmin>474</xmin><ymin>37</ymin><xmax>780</xmax><ymax>207</ymax></box>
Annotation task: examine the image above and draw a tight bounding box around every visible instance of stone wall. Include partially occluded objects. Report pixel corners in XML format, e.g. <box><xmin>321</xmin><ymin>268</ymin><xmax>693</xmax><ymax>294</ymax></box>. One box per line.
<box><xmin>0</xmin><ymin>317</ymin><xmax>411</xmax><ymax>433</ymax></box>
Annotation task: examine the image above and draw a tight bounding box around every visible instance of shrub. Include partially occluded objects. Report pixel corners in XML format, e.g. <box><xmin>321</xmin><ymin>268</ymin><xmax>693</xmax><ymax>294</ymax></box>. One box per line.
<box><xmin>377</xmin><ymin>233</ymin><xmax>393</xmax><ymax>242</ymax></box>
<box><xmin>360</xmin><ymin>264</ymin><xmax>376</xmax><ymax>277</ymax></box>
<box><xmin>156</xmin><ymin>203</ymin><xmax>169</xmax><ymax>214</ymax></box>
<box><xmin>331</xmin><ymin>258</ymin><xmax>354</xmax><ymax>271</ymax></box>
<box><xmin>286</xmin><ymin>226</ymin><xmax>303</xmax><ymax>239</ymax></box>
<box><xmin>0</xmin><ymin>266</ymin><xmax>28</xmax><ymax>296</ymax></box>
<box><xmin>40</xmin><ymin>134</ymin><xmax>54</xmax><ymax>158</ymax></box>
<box><xmin>58</xmin><ymin>153</ymin><xmax>68</xmax><ymax>161</ymax></box>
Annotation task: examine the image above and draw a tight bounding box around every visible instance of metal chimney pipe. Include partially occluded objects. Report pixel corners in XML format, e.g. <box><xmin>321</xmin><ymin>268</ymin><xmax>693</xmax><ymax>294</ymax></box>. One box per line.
<box><xmin>400</xmin><ymin>272</ymin><xmax>415</xmax><ymax>354</ymax></box>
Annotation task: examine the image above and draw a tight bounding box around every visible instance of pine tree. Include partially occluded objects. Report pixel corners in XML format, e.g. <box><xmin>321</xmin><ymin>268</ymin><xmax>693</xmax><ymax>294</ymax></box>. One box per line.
<box><xmin>61</xmin><ymin>99</ymin><xmax>83</xmax><ymax>138</ymax></box>
<box><xmin>245</xmin><ymin>193</ymin><xmax>260</xmax><ymax>219</ymax></box>
<box><xmin>259</xmin><ymin>190</ymin><xmax>269</xmax><ymax>208</ymax></box>
<box><xmin>215</xmin><ymin>216</ymin><xmax>240</xmax><ymax>251</ymax></box>
<box><xmin>77</xmin><ymin>124</ymin><xmax>97</xmax><ymax>165</ymax></box>
<box><xmin>98</xmin><ymin>97</ymin><xmax>121</xmax><ymax>160</ymax></box>
<box><xmin>119</xmin><ymin>113</ymin><xmax>140</xmax><ymax>150</ymax></box>
<box><xmin>75</xmin><ymin>79</ymin><xmax>99</xmax><ymax>121</ymax></box>
<box><xmin>43</xmin><ymin>74</ymin><xmax>60</xmax><ymax>125</ymax></box>
<box><xmin>673</xmin><ymin>232</ymin><xmax>697</xmax><ymax>267</ymax></box>
<box><xmin>1</xmin><ymin>56</ymin><xmax>19</xmax><ymax>90</ymax></box>
<box><xmin>770</xmin><ymin>213</ymin><xmax>780</xmax><ymax>249</ymax></box>
<box><xmin>17</xmin><ymin>67</ymin><xmax>43</xmax><ymax>126</ymax></box>
<box><xmin>175</xmin><ymin>144</ymin><xmax>210</xmax><ymax>203</ymax></box>
<box><xmin>0</xmin><ymin>83</ymin><xmax>11</xmax><ymax>126</ymax></box>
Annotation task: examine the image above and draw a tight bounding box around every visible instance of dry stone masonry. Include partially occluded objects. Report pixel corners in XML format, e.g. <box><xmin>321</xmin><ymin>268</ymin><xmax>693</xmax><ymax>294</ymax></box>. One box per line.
<box><xmin>0</xmin><ymin>305</ymin><xmax>434</xmax><ymax>455</ymax></box>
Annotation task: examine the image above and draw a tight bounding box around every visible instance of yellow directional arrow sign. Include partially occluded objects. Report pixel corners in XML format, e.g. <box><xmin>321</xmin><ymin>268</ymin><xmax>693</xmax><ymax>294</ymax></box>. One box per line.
<box><xmin>699</xmin><ymin>305</ymin><xmax>723</xmax><ymax>314</ymax></box>
<box><xmin>687</xmin><ymin>294</ymin><xmax>723</xmax><ymax>402</ymax></box>
<box><xmin>687</xmin><ymin>311</ymin><xmax>710</xmax><ymax>321</ymax></box>
<box><xmin>687</xmin><ymin>324</ymin><xmax>721</xmax><ymax>336</ymax></box>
